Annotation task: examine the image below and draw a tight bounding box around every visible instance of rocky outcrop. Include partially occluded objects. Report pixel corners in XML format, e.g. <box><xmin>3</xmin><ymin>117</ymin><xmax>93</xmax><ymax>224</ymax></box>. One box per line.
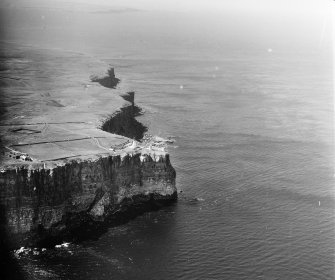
<box><xmin>90</xmin><ymin>67</ymin><xmax>120</xmax><ymax>89</ymax></box>
<box><xmin>101</xmin><ymin>105</ymin><xmax>147</xmax><ymax>140</ymax></box>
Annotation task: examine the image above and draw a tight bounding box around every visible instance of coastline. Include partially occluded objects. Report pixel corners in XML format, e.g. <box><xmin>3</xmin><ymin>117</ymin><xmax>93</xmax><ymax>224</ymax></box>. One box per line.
<box><xmin>0</xmin><ymin>42</ymin><xmax>177</xmax><ymax>249</ymax></box>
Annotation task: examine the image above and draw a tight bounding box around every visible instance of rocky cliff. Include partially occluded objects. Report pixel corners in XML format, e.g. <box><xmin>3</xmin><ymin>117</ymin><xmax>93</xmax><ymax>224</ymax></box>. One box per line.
<box><xmin>0</xmin><ymin>151</ymin><xmax>176</xmax><ymax>247</ymax></box>
<box><xmin>0</xmin><ymin>44</ymin><xmax>177</xmax><ymax>248</ymax></box>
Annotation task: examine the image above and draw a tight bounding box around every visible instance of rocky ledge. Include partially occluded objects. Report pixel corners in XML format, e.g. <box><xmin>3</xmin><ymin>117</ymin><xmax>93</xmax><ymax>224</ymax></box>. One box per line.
<box><xmin>0</xmin><ymin>43</ymin><xmax>177</xmax><ymax>248</ymax></box>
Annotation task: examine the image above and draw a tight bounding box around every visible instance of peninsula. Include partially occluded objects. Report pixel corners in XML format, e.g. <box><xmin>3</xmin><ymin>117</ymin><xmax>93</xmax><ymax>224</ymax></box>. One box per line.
<box><xmin>0</xmin><ymin>43</ymin><xmax>177</xmax><ymax>248</ymax></box>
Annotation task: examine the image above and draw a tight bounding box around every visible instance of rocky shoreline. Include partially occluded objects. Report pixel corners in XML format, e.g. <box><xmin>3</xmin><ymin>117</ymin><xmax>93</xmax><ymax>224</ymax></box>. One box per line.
<box><xmin>0</xmin><ymin>43</ymin><xmax>177</xmax><ymax>249</ymax></box>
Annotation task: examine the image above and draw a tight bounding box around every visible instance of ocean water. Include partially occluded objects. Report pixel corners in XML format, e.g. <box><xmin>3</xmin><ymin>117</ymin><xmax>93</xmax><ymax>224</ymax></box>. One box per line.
<box><xmin>3</xmin><ymin>6</ymin><xmax>334</xmax><ymax>280</ymax></box>
<box><xmin>17</xmin><ymin>52</ymin><xmax>334</xmax><ymax>280</ymax></box>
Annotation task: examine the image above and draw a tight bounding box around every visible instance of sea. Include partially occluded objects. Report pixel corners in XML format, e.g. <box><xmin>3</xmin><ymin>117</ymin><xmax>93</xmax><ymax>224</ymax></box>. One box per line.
<box><xmin>2</xmin><ymin>5</ymin><xmax>334</xmax><ymax>280</ymax></box>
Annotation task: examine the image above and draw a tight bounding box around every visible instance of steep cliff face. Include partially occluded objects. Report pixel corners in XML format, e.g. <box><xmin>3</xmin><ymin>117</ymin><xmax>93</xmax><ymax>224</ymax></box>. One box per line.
<box><xmin>0</xmin><ymin>153</ymin><xmax>176</xmax><ymax>247</ymax></box>
<box><xmin>93</xmin><ymin>69</ymin><xmax>146</xmax><ymax>140</ymax></box>
<box><xmin>90</xmin><ymin>67</ymin><xmax>120</xmax><ymax>89</ymax></box>
<box><xmin>101</xmin><ymin>105</ymin><xmax>147</xmax><ymax>140</ymax></box>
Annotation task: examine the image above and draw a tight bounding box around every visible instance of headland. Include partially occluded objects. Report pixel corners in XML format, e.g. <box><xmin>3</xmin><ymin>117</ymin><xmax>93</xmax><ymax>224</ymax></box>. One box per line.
<box><xmin>0</xmin><ymin>42</ymin><xmax>177</xmax><ymax>248</ymax></box>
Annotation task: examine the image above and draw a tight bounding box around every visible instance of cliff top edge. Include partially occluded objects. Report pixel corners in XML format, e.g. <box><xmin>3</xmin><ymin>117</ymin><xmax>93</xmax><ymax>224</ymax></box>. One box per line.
<box><xmin>0</xmin><ymin>43</ymin><xmax>168</xmax><ymax>169</ymax></box>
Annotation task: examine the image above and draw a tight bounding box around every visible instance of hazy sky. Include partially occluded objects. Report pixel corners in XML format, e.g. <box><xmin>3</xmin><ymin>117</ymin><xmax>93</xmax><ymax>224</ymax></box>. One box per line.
<box><xmin>66</xmin><ymin>0</ymin><xmax>330</xmax><ymax>13</ymax></box>
<box><xmin>3</xmin><ymin>0</ymin><xmax>332</xmax><ymax>14</ymax></box>
<box><xmin>1</xmin><ymin>0</ymin><xmax>332</xmax><ymax>56</ymax></box>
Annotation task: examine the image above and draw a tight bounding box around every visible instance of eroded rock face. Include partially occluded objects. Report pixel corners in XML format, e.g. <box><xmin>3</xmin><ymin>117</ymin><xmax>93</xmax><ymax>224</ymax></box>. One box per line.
<box><xmin>90</xmin><ymin>67</ymin><xmax>120</xmax><ymax>89</ymax></box>
<box><xmin>0</xmin><ymin>153</ymin><xmax>176</xmax><ymax>247</ymax></box>
<box><xmin>101</xmin><ymin>105</ymin><xmax>147</xmax><ymax>140</ymax></box>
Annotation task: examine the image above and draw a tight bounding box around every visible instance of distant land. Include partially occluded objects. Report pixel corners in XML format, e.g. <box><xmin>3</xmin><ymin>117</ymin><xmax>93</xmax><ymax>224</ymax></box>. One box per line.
<box><xmin>91</xmin><ymin>8</ymin><xmax>142</xmax><ymax>14</ymax></box>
